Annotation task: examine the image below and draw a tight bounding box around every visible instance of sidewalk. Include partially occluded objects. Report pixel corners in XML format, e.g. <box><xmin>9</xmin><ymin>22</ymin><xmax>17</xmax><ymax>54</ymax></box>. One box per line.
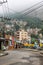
<box><xmin>39</xmin><ymin>51</ymin><xmax>43</xmax><ymax>56</ymax></box>
<box><xmin>0</xmin><ymin>48</ymin><xmax>43</xmax><ymax>57</ymax></box>
<box><xmin>0</xmin><ymin>51</ymin><xmax>8</xmax><ymax>57</ymax></box>
<box><xmin>20</xmin><ymin>48</ymin><xmax>43</xmax><ymax>56</ymax></box>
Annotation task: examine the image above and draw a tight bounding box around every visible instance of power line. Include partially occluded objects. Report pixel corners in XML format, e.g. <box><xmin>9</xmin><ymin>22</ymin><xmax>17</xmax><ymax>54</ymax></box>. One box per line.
<box><xmin>4</xmin><ymin>1</ymin><xmax>43</xmax><ymax>19</ymax></box>
<box><xmin>0</xmin><ymin>0</ymin><xmax>11</xmax><ymax>20</ymax></box>
<box><xmin>2</xmin><ymin>4</ymin><xmax>5</xmax><ymax>18</ymax></box>
<box><xmin>17</xmin><ymin>1</ymin><xmax>43</xmax><ymax>18</ymax></box>
<box><xmin>0</xmin><ymin>0</ymin><xmax>7</xmax><ymax>19</ymax></box>
<box><xmin>6</xmin><ymin>0</ymin><xmax>10</xmax><ymax>18</ymax></box>
<box><xmin>0</xmin><ymin>0</ymin><xmax>7</xmax><ymax>4</ymax></box>
<box><xmin>5</xmin><ymin>7</ymin><xmax>17</xmax><ymax>13</ymax></box>
<box><xmin>23</xmin><ymin>4</ymin><xmax>43</xmax><ymax>16</ymax></box>
<box><xmin>0</xmin><ymin>0</ymin><xmax>43</xmax><ymax>19</ymax></box>
<box><xmin>1</xmin><ymin>0</ymin><xmax>16</xmax><ymax>20</ymax></box>
<box><xmin>19</xmin><ymin>1</ymin><xmax>43</xmax><ymax>14</ymax></box>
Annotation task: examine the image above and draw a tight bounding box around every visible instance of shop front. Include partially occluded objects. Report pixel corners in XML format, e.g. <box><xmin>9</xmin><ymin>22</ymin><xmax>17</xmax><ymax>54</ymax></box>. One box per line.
<box><xmin>0</xmin><ymin>38</ymin><xmax>5</xmax><ymax>50</ymax></box>
<box><xmin>5</xmin><ymin>34</ymin><xmax>15</xmax><ymax>50</ymax></box>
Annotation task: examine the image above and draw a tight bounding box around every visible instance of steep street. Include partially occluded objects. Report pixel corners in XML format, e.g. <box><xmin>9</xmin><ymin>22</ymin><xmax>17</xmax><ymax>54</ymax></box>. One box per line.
<box><xmin>0</xmin><ymin>49</ymin><xmax>43</xmax><ymax>65</ymax></box>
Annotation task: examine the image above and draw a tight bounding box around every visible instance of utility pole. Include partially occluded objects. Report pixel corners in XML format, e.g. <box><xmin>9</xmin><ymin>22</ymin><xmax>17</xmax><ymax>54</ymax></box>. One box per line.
<box><xmin>0</xmin><ymin>0</ymin><xmax>7</xmax><ymax>4</ymax></box>
<box><xmin>0</xmin><ymin>0</ymin><xmax>7</xmax><ymax>38</ymax></box>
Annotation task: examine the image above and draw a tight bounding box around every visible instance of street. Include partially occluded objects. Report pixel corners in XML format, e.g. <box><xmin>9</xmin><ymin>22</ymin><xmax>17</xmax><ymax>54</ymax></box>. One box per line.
<box><xmin>0</xmin><ymin>49</ymin><xmax>43</xmax><ymax>65</ymax></box>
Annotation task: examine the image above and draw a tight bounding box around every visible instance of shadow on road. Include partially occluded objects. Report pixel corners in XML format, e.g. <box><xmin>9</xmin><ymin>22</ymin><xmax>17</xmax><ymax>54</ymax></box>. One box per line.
<box><xmin>39</xmin><ymin>56</ymin><xmax>43</xmax><ymax>65</ymax></box>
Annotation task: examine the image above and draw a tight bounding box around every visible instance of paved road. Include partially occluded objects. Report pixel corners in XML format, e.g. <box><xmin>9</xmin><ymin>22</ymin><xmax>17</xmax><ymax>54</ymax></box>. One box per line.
<box><xmin>0</xmin><ymin>49</ymin><xmax>43</xmax><ymax>65</ymax></box>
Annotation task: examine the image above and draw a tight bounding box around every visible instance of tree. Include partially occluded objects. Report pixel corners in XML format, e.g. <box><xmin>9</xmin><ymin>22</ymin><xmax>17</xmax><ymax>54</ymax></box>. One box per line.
<box><xmin>31</xmin><ymin>38</ymin><xmax>35</xmax><ymax>43</ymax></box>
<box><xmin>39</xmin><ymin>29</ymin><xmax>43</xmax><ymax>35</ymax></box>
<box><xmin>31</xmin><ymin>34</ymin><xmax>39</xmax><ymax>39</ymax></box>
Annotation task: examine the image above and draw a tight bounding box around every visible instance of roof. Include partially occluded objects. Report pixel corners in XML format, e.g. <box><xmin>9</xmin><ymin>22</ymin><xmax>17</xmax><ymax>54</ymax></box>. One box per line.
<box><xmin>0</xmin><ymin>37</ymin><xmax>5</xmax><ymax>41</ymax></box>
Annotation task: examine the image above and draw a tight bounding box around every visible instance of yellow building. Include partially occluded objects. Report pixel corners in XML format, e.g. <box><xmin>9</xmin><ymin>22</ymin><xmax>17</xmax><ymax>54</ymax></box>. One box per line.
<box><xmin>16</xmin><ymin>29</ymin><xmax>28</xmax><ymax>41</ymax></box>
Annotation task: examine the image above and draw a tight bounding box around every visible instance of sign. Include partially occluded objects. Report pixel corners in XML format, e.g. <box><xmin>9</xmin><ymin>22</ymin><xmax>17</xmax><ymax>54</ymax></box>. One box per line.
<box><xmin>12</xmin><ymin>36</ymin><xmax>14</xmax><ymax>45</ymax></box>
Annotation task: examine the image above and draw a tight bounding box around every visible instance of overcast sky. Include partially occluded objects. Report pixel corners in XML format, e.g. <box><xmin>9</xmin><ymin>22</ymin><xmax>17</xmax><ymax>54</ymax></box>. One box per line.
<box><xmin>0</xmin><ymin>0</ymin><xmax>43</xmax><ymax>15</ymax></box>
<box><xmin>8</xmin><ymin>0</ymin><xmax>43</xmax><ymax>11</ymax></box>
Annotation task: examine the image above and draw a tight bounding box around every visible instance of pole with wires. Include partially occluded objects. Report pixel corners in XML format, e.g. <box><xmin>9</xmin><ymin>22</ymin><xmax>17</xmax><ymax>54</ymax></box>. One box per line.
<box><xmin>0</xmin><ymin>0</ymin><xmax>7</xmax><ymax>38</ymax></box>
<box><xmin>0</xmin><ymin>0</ymin><xmax>7</xmax><ymax>4</ymax></box>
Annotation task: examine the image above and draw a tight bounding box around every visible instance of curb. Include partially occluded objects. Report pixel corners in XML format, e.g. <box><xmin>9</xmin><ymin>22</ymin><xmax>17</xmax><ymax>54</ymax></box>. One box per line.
<box><xmin>0</xmin><ymin>53</ymin><xmax>8</xmax><ymax>57</ymax></box>
<box><xmin>23</xmin><ymin>48</ymin><xmax>39</xmax><ymax>52</ymax></box>
<box><xmin>39</xmin><ymin>51</ymin><xmax>43</xmax><ymax>56</ymax></box>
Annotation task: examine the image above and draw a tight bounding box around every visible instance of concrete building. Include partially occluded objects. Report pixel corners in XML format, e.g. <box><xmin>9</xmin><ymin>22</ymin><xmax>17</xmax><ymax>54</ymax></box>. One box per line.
<box><xmin>16</xmin><ymin>29</ymin><xmax>29</xmax><ymax>41</ymax></box>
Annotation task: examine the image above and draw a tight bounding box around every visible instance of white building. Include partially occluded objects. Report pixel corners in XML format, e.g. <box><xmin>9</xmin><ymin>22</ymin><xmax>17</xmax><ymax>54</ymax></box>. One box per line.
<box><xmin>16</xmin><ymin>29</ymin><xmax>29</xmax><ymax>41</ymax></box>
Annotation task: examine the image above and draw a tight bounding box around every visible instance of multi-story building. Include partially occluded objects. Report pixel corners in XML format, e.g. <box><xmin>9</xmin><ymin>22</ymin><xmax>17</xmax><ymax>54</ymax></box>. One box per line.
<box><xmin>16</xmin><ymin>29</ymin><xmax>29</xmax><ymax>41</ymax></box>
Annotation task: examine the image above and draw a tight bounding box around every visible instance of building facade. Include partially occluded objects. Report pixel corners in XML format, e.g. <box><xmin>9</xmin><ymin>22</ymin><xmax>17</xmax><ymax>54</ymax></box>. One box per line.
<box><xmin>16</xmin><ymin>29</ymin><xmax>29</xmax><ymax>41</ymax></box>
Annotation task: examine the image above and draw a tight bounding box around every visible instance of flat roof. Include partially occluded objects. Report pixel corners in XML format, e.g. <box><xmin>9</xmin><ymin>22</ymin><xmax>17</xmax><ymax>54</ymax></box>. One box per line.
<box><xmin>0</xmin><ymin>37</ymin><xmax>5</xmax><ymax>41</ymax></box>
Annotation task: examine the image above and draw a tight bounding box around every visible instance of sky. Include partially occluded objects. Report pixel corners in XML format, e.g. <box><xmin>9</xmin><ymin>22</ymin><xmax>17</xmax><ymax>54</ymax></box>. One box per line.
<box><xmin>0</xmin><ymin>0</ymin><xmax>43</xmax><ymax>18</ymax></box>
<box><xmin>8</xmin><ymin>0</ymin><xmax>43</xmax><ymax>12</ymax></box>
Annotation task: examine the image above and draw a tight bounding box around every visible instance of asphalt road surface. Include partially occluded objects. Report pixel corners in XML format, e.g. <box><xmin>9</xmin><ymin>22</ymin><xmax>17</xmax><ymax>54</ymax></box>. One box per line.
<box><xmin>0</xmin><ymin>49</ymin><xmax>43</xmax><ymax>65</ymax></box>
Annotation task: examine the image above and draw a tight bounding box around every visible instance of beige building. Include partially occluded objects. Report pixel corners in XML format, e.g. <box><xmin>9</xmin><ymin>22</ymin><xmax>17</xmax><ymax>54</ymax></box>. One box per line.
<box><xmin>16</xmin><ymin>29</ymin><xmax>29</xmax><ymax>41</ymax></box>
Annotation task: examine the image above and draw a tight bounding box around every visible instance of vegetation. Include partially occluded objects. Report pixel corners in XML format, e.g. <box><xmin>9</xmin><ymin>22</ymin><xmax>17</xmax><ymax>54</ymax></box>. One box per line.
<box><xmin>38</xmin><ymin>29</ymin><xmax>43</xmax><ymax>35</ymax></box>
<box><xmin>31</xmin><ymin>34</ymin><xmax>39</xmax><ymax>39</ymax></box>
<box><xmin>0</xmin><ymin>13</ymin><xmax>43</xmax><ymax>30</ymax></box>
<box><xmin>10</xmin><ymin>13</ymin><xmax>43</xmax><ymax>29</ymax></box>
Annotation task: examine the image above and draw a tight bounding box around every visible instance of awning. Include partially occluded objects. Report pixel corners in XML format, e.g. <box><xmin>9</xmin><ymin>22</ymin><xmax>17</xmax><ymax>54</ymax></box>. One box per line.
<box><xmin>0</xmin><ymin>37</ymin><xmax>5</xmax><ymax>41</ymax></box>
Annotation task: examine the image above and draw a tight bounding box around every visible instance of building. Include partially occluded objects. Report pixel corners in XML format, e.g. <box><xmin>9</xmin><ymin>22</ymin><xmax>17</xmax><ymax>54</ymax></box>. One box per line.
<box><xmin>27</xmin><ymin>28</ymin><xmax>41</xmax><ymax>35</ymax></box>
<box><xmin>16</xmin><ymin>29</ymin><xmax>29</xmax><ymax>41</ymax></box>
<box><xmin>5</xmin><ymin>34</ymin><xmax>15</xmax><ymax>50</ymax></box>
<box><xmin>0</xmin><ymin>37</ymin><xmax>5</xmax><ymax>50</ymax></box>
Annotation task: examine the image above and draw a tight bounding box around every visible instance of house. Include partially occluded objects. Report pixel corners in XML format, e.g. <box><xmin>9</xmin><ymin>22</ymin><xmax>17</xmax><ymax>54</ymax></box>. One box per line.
<box><xmin>16</xmin><ymin>29</ymin><xmax>29</xmax><ymax>41</ymax></box>
<box><xmin>0</xmin><ymin>37</ymin><xmax>5</xmax><ymax>50</ymax></box>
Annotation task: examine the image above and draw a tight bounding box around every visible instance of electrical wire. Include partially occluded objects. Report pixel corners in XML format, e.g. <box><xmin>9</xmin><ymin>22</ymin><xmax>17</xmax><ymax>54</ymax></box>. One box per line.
<box><xmin>17</xmin><ymin>1</ymin><xmax>43</xmax><ymax>18</ymax></box>
<box><xmin>2</xmin><ymin>0</ymin><xmax>11</xmax><ymax>20</ymax></box>
<box><xmin>2</xmin><ymin>0</ymin><xmax>16</xmax><ymax>20</ymax></box>
<box><xmin>23</xmin><ymin>4</ymin><xmax>43</xmax><ymax>16</ymax></box>
<box><xmin>2</xmin><ymin>4</ymin><xmax>5</xmax><ymax>18</ymax></box>
<box><xmin>0</xmin><ymin>0</ymin><xmax>7</xmax><ymax>4</ymax></box>
<box><xmin>0</xmin><ymin>0</ymin><xmax>43</xmax><ymax>19</ymax></box>
<box><xmin>6</xmin><ymin>0</ymin><xmax>10</xmax><ymax>18</ymax></box>
<box><xmin>19</xmin><ymin>1</ymin><xmax>43</xmax><ymax>14</ymax></box>
<box><xmin>0</xmin><ymin>0</ymin><xmax>7</xmax><ymax>19</ymax></box>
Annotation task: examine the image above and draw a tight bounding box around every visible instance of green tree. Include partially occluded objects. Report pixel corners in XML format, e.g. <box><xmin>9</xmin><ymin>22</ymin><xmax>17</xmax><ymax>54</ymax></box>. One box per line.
<box><xmin>31</xmin><ymin>34</ymin><xmax>39</xmax><ymax>39</ymax></box>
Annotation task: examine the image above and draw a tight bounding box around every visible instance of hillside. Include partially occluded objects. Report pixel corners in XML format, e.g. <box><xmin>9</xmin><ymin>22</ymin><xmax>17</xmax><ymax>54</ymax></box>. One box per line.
<box><xmin>11</xmin><ymin>13</ymin><xmax>43</xmax><ymax>29</ymax></box>
<box><xmin>0</xmin><ymin>13</ymin><xmax>43</xmax><ymax>30</ymax></box>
